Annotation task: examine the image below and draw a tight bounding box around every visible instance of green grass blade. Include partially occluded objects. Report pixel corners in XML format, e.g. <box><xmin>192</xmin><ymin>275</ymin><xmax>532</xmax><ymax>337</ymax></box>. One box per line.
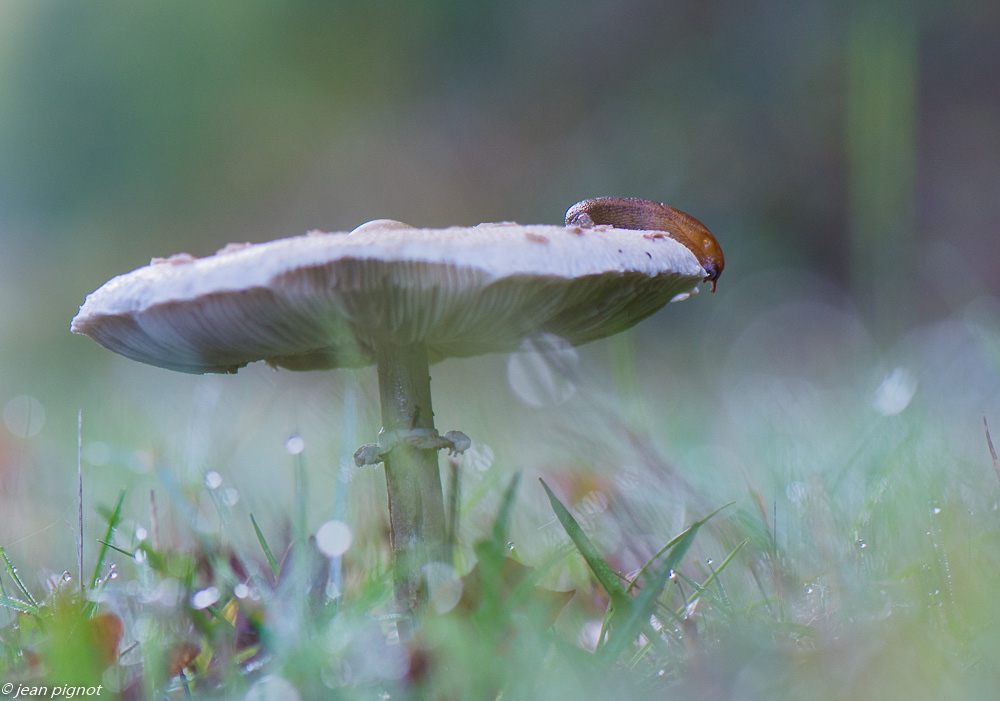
<box><xmin>1</xmin><ymin>547</ymin><xmax>38</xmax><ymax>609</ymax></box>
<box><xmin>670</xmin><ymin>539</ymin><xmax>747</xmax><ymax>613</ymax></box>
<box><xmin>594</xmin><ymin>600</ymin><xmax>615</xmax><ymax>654</ymax></box>
<box><xmin>624</xmin><ymin>531</ymin><xmax>686</xmax><ymax>597</ymax></box>
<box><xmin>0</xmin><ymin>594</ymin><xmax>39</xmax><ymax>616</ymax></box>
<box><xmin>539</xmin><ymin>478</ymin><xmax>627</xmax><ymax>606</ymax></box>
<box><xmin>694</xmin><ymin>539</ymin><xmax>746</xmax><ymax>606</ymax></box>
<box><xmin>603</xmin><ymin>503</ymin><xmax>733</xmax><ymax>660</ymax></box>
<box><xmin>89</xmin><ymin>490</ymin><xmax>126</xmax><ymax>590</ymax></box>
<box><xmin>97</xmin><ymin>540</ymin><xmax>134</xmax><ymax>558</ymax></box>
<box><xmin>98</xmin><ymin>539</ymin><xmax>170</xmax><ymax>576</ymax></box>
<box><xmin>250</xmin><ymin>513</ymin><xmax>280</xmax><ymax>583</ymax></box>
<box><xmin>625</xmin><ymin>501</ymin><xmax>735</xmax><ymax>595</ymax></box>
<box><xmin>492</xmin><ymin>473</ymin><xmax>521</xmax><ymax>545</ymax></box>
<box><xmin>604</xmin><ymin>524</ymin><xmax>698</xmax><ymax>659</ymax></box>
<box><xmin>468</xmin><ymin>475</ymin><xmax>526</xmax><ymax>626</ymax></box>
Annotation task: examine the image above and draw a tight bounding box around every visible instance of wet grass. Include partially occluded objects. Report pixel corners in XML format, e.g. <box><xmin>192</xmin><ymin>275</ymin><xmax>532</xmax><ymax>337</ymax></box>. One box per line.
<box><xmin>3</xmin><ymin>303</ymin><xmax>1000</xmax><ymax>699</ymax></box>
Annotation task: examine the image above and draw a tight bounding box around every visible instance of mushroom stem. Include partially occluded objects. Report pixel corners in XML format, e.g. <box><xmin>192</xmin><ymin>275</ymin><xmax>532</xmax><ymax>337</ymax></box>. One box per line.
<box><xmin>375</xmin><ymin>341</ymin><xmax>447</xmax><ymax>626</ymax></box>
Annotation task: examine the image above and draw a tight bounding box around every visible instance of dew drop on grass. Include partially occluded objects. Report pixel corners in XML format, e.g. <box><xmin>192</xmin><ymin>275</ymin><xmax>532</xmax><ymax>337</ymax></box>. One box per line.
<box><xmin>233</xmin><ymin>583</ymin><xmax>250</xmax><ymax>599</ymax></box>
<box><xmin>205</xmin><ymin>471</ymin><xmax>223</xmax><ymax>489</ymax></box>
<box><xmin>191</xmin><ymin>586</ymin><xmax>220</xmax><ymax>610</ymax></box>
<box><xmin>135</xmin><ymin>526</ymin><xmax>148</xmax><ymax>541</ymax></box>
<box><xmin>285</xmin><ymin>435</ymin><xmax>305</xmax><ymax>455</ymax></box>
<box><xmin>133</xmin><ymin>550</ymin><xmax>146</xmax><ymax>564</ymax></box>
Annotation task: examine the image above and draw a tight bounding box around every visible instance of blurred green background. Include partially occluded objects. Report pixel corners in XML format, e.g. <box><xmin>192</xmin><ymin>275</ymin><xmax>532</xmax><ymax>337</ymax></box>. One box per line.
<box><xmin>1</xmin><ymin>1</ymin><xmax>1000</xmax><ymax>693</ymax></box>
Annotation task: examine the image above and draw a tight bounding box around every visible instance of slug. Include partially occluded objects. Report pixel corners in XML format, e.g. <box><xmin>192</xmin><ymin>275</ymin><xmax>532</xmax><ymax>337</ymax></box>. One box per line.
<box><xmin>565</xmin><ymin>197</ymin><xmax>724</xmax><ymax>291</ymax></box>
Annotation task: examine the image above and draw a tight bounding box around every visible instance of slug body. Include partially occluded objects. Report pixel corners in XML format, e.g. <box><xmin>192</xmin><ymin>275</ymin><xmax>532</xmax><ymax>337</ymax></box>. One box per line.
<box><xmin>565</xmin><ymin>197</ymin><xmax>724</xmax><ymax>291</ymax></box>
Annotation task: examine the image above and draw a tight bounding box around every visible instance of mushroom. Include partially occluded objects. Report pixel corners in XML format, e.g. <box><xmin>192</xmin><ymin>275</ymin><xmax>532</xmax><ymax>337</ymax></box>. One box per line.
<box><xmin>71</xmin><ymin>213</ymin><xmax>719</xmax><ymax>625</ymax></box>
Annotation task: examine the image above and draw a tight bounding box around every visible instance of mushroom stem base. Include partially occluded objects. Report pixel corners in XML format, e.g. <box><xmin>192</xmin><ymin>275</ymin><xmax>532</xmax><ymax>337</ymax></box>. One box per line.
<box><xmin>375</xmin><ymin>341</ymin><xmax>447</xmax><ymax>629</ymax></box>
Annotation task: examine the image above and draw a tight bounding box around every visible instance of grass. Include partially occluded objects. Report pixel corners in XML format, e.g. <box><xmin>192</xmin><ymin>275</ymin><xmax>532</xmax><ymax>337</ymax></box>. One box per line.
<box><xmin>3</xmin><ymin>309</ymin><xmax>1000</xmax><ymax>699</ymax></box>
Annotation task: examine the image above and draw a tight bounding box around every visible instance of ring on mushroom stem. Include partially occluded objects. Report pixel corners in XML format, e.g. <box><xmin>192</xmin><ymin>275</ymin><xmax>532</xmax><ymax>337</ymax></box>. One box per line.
<box><xmin>354</xmin><ymin>428</ymin><xmax>471</xmax><ymax>467</ymax></box>
<box><xmin>71</xmin><ymin>210</ymin><xmax>722</xmax><ymax>633</ymax></box>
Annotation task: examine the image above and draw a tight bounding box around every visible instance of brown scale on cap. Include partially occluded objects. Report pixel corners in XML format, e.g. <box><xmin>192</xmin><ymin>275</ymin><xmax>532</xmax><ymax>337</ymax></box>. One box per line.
<box><xmin>565</xmin><ymin>197</ymin><xmax>724</xmax><ymax>291</ymax></box>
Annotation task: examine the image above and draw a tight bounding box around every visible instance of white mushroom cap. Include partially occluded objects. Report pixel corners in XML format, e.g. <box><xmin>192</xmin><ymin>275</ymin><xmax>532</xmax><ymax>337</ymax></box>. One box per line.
<box><xmin>71</xmin><ymin>221</ymin><xmax>707</xmax><ymax>374</ymax></box>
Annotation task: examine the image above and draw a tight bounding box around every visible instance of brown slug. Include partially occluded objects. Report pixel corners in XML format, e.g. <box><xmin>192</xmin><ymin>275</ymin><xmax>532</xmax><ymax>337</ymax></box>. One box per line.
<box><xmin>565</xmin><ymin>197</ymin><xmax>724</xmax><ymax>291</ymax></box>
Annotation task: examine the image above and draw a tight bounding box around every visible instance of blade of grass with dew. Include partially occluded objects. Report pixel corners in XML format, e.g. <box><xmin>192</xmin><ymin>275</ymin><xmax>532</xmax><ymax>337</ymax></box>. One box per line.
<box><xmin>1</xmin><ymin>547</ymin><xmax>39</xmax><ymax>609</ymax></box>
<box><xmin>686</xmin><ymin>539</ymin><xmax>746</xmax><ymax>610</ymax></box>
<box><xmin>251</xmin><ymin>513</ymin><xmax>280</xmax><ymax>582</ymax></box>
<box><xmin>603</xmin><ymin>504</ymin><xmax>732</xmax><ymax>661</ymax></box>
<box><xmin>671</xmin><ymin>538</ymin><xmax>747</xmax><ymax>613</ymax></box>
<box><xmin>624</xmin><ymin>502</ymin><xmax>735</xmax><ymax>596</ymax></box>
<box><xmin>473</xmin><ymin>474</ymin><xmax>522</xmax><ymax>571</ymax></box>
<box><xmin>598</xmin><ymin>503</ymin><xmax>735</xmax><ymax>652</ymax></box>
<box><xmin>0</xmin><ymin>594</ymin><xmax>38</xmax><ymax>616</ymax></box>
<box><xmin>98</xmin><ymin>540</ymin><xmax>168</xmax><ymax>574</ymax></box>
<box><xmin>472</xmin><ymin>474</ymin><xmax>522</xmax><ymax>623</ymax></box>
<box><xmin>0</xmin><ymin>551</ymin><xmax>40</xmax><ymax>615</ymax></box>
<box><xmin>540</xmin><ymin>478</ymin><xmax>628</xmax><ymax>608</ymax></box>
<box><xmin>603</xmin><ymin>524</ymin><xmax>696</xmax><ymax>660</ymax></box>
<box><xmin>89</xmin><ymin>490</ymin><xmax>125</xmax><ymax>590</ymax></box>
<box><xmin>0</xmin><ymin>570</ymin><xmax>12</xmax><ymax>618</ymax></box>
<box><xmin>492</xmin><ymin>473</ymin><xmax>521</xmax><ymax>546</ymax></box>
